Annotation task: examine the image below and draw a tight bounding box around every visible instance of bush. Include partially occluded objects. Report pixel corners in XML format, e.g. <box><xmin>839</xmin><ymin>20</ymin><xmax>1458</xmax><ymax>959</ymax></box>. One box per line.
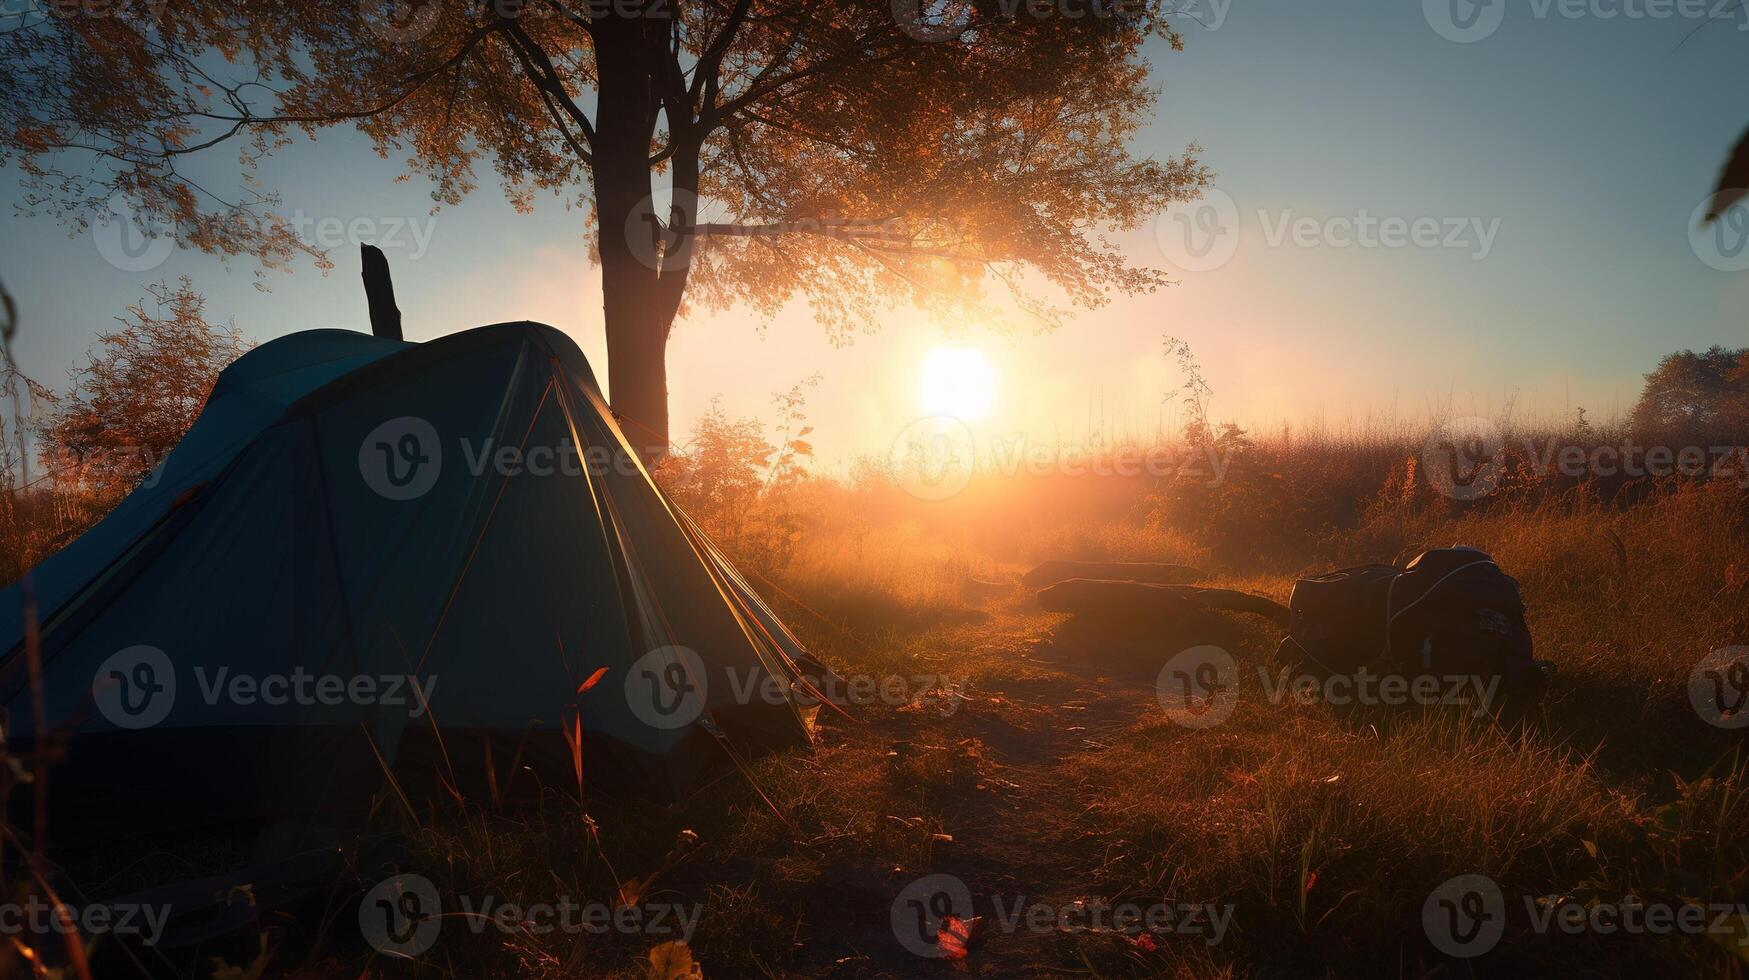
<box><xmin>37</xmin><ymin>277</ymin><xmax>248</xmax><ymax>506</ymax></box>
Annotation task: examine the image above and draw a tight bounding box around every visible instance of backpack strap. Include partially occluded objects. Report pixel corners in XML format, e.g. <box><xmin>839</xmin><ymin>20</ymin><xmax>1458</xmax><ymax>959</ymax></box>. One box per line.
<box><xmin>1380</xmin><ymin>559</ymin><xmax>1500</xmax><ymax>664</ymax></box>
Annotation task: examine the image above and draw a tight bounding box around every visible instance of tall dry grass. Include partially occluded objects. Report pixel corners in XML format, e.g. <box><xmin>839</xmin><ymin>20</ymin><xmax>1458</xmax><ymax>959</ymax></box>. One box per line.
<box><xmin>0</xmin><ymin>393</ymin><xmax>1742</xmax><ymax>975</ymax></box>
<box><xmin>678</xmin><ymin>416</ymin><xmax>1749</xmax><ymax>976</ymax></box>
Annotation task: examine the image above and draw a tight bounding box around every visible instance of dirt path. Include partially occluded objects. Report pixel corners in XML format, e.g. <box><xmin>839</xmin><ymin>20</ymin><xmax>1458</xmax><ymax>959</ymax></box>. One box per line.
<box><xmin>784</xmin><ymin>592</ymin><xmax>1195</xmax><ymax>976</ymax></box>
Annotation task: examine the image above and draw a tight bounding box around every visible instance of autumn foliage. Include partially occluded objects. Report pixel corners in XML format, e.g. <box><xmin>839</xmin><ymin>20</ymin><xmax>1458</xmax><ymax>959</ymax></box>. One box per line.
<box><xmin>37</xmin><ymin>277</ymin><xmax>249</xmax><ymax>506</ymax></box>
<box><xmin>0</xmin><ymin>0</ymin><xmax>1211</xmax><ymax>447</ymax></box>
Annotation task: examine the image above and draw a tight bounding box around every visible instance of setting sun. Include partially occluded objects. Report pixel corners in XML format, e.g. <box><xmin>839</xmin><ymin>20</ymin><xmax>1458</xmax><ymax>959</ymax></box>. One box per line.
<box><xmin>919</xmin><ymin>347</ymin><xmax>996</xmax><ymax>420</ymax></box>
<box><xmin>7</xmin><ymin>7</ymin><xmax>1748</xmax><ymax>976</ymax></box>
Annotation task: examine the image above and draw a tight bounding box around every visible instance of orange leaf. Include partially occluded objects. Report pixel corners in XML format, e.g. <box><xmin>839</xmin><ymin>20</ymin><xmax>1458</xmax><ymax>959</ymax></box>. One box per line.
<box><xmin>937</xmin><ymin>915</ymin><xmax>984</xmax><ymax>960</ymax></box>
<box><xmin>618</xmin><ymin>873</ymin><xmax>646</xmax><ymax>909</ymax></box>
<box><xmin>577</xmin><ymin>666</ymin><xmax>609</xmax><ymax>694</ymax></box>
<box><xmin>647</xmin><ymin>940</ymin><xmax>702</xmax><ymax>980</ymax></box>
<box><xmin>566</xmin><ymin>711</ymin><xmax>583</xmax><ymax>799</ymax></box>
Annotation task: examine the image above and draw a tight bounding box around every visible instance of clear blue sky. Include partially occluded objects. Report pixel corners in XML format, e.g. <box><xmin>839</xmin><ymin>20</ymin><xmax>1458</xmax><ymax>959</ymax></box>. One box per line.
<box><xmin>3</xmin><ymin>1</ymin><xmax>1747</xmax><ymax>462</ymax></box>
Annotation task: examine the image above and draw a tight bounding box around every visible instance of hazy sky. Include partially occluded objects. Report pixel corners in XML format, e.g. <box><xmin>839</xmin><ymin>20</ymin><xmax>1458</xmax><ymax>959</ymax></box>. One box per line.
<box><xmin>5</xmin><ymin>0</ymin><xmax>1748</xmax><ymax>470</ymax></box>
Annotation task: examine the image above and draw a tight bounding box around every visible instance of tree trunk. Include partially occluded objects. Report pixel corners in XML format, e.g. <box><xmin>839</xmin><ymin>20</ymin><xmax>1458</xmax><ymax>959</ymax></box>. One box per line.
<box><xmin>603</xmin><ymin>296</ymin><xmax>669</xmax><ymax>457</ymax></box>
<box><xmin>591</xmin><ymin>12</ymin><xmax>668</xmax><ymax>461</ymax></box>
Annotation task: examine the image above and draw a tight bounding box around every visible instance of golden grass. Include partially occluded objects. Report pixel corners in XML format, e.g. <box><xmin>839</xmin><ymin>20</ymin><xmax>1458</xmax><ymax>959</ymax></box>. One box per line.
<box><xmin>15</xmin><ymin>431</ymin><xmax>1749</xmax><ymax>977</ymax></box>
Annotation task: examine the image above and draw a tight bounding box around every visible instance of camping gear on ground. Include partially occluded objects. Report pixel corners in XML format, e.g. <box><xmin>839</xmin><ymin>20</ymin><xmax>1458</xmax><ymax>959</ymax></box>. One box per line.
<box><xmin>1036</xmin><ymin>579</ymin><xmax>1289</xmax><ymax>627</ymax></box>
<box><xmin>1277</xmin><ymin>547</ymin><xmax>1551</xmax><ymax>700</ymax></box>
<box><xmin>1022</xmin><ymin>560</ymin><xmax>1203</xmax><ymax>589</ymax></box>
<box><xmin>0</xmin><ymin>321</ymin><xmax>824</xmax><ymax>840</ymax></box>
<box><xmin>1028</xmin><ymin>546</ymin><xmax>1551</xmax><ymax>706</ymax></box>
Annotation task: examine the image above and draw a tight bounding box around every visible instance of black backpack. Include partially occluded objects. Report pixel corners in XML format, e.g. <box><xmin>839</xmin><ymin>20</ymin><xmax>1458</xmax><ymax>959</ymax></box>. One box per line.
<box><xmin>1277</xmin><ymin>547</ymin><xmax>1550</xmax><ymax>704</ymax></box>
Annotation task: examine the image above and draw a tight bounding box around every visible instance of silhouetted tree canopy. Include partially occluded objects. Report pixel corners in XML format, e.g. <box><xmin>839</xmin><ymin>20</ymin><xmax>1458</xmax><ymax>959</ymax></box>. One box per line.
<box><xmin>1629</xmin><ymin>345</ymin><xmax>1749</xmax><ymax>439</ymax></box>
<box><xmin>0</xmin><ymin>0</ymin><xmax>1211</xmax><ymax>449</ymax></box>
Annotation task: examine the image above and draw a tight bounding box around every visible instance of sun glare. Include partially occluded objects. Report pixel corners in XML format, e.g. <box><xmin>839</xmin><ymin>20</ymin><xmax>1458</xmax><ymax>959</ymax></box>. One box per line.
<box><xmin>919</xmin><ymin>347</ymin><xmax>996</xmax><ymax>420</ymax></box>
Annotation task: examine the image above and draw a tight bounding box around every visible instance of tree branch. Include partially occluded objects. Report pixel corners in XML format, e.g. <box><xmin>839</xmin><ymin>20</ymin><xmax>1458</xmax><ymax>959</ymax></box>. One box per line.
<box><xmin>501</xmin><ymin>20</ymin><xmax>598</xmax><ymax>150</ymax></box>
<box><xmin>498</xmin><ymin>29</ymin><xmax>597</xmax><ymax>164</ymax></box>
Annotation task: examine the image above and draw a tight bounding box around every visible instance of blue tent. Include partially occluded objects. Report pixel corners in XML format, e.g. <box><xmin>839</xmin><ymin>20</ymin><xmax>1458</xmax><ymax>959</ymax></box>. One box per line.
<box><xmin>0</xmin><ymin>322</ymin><xmax>820</xmax><ymax>832</ymax></box>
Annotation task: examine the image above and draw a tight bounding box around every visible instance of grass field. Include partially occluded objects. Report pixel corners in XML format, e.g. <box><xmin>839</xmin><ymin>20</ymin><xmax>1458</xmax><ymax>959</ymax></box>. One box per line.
<box><xmin>224</xmin><ymin>426</ymin><xmax>1746</xmax><ymax>979</ymax></box>
<box><xmin>7</xmin><ymin>424</ymin><xmax>1749</xmax><ymax>978</ymax></box>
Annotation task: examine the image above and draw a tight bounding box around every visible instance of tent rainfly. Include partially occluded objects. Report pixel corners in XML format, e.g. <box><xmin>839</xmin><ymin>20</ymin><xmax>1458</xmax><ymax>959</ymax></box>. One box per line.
<box><xmin>0</xmin><ymin>322</ymin><xmax>824</xmax><ymax>835</ymax></box>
